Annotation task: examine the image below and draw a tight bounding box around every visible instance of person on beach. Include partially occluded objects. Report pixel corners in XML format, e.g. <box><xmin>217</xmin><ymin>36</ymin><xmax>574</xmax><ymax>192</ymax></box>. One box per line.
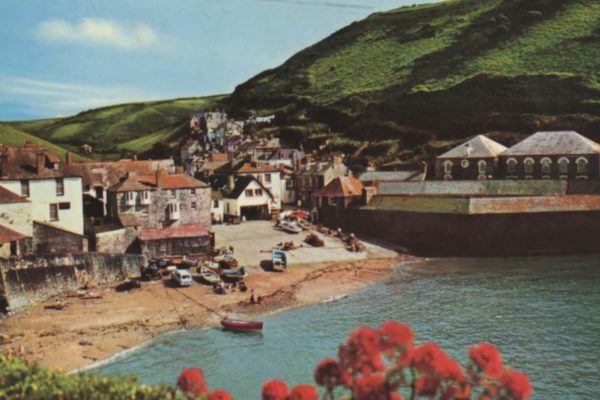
<box><xmin>250</xmin><ymin>289</ymin><xmax>255</xmax><ymax>304</ymax></box>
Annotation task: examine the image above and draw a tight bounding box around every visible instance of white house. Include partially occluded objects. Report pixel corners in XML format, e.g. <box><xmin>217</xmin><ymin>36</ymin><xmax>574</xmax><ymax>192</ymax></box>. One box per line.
<box><xmin>0</xmin><ymin>186</ymin><xmax>32</xmax><ymax>257</ymax></box>
<box><xmin>207</xmin><ymin>175</ymin><xmax>275</xmax><ymax>222</ymax></box>
<box><xmin>233</xmin><ymin>162</ymin><xmax>282</xmax><ymax>210</ymax></box>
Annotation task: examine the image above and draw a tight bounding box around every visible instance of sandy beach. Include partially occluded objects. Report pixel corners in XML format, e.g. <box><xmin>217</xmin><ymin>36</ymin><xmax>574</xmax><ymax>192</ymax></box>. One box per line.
<box><xmin>0</xmin><ymin>222</ymin><xmax>414</xmax><ymax>372</ymax></box>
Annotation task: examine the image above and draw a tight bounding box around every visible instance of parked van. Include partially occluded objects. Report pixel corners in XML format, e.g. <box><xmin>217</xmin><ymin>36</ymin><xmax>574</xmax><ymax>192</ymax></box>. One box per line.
<box><xmin>172</xmin><ymin>269</ymin><xmax>193</xmax><ymax>287</ymax></box>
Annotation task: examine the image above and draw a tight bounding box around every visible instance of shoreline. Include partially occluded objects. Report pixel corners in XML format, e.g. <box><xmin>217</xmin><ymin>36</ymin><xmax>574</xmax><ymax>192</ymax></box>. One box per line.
<box><xmin>1</xmin><ymin>253</ymin><xmax>417</xmax><ymax>372</ymax></box>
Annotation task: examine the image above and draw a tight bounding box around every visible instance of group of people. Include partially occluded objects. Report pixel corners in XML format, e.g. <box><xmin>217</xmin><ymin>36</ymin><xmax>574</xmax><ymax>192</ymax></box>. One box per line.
<box><xmin>213</xmin><ymin>280</ymin><xmax>247</xmax><ymax>295</ymax></box>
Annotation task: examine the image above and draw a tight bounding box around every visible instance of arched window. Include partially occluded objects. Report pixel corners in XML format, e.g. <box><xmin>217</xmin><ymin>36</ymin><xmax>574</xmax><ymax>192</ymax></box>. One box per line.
<box><xmin>524</xmin><ymin>158</ymin><xmax>535</xmax><ymax>175</ymax></box>
<box><xmin>541</xmin><ymin>158</ymin><xmax>552</xmax><ymax>175</ymax></box>
<box><xmin>478</xmin><ymin>160</ymin><xmax>487</xmax><ymax>174</ymax></box>
<box><xmin>576</xmin><ymin>157</ymin><xmax>588</xmax><ymax>174</ymax></box>
<box><xmin>507</xmin><ymin>158</ymin><xmax>517</xmax><ymax>174</ymax></box>
<box><xmin>558</xmin><ymin>157</ymin><xmax>569</xmax><ymax>174</ymax></box>
<box><xmin>443</xmin><ymin>160</ymin><xmax>453</xmax><ymax>174</ymax></box>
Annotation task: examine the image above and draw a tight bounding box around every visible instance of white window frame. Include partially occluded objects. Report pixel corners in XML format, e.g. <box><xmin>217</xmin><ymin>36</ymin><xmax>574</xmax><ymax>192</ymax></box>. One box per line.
<box><xmin>524</xmin><ymin>157</ymin><xmax>535</xmax><ymax>175</ymax></box>
<box><xmin>540</xmin><ymin>157</ymin><xmax>552</xmax><ymax>175</ymax></box>
<box><xmin>506</xmin><ymin>158</ymin><xmax>517</xmax><ymax>175</ymax></box>
<box><xmin>49</xmin><ymin>203</ymin><xmax>59</xmax><ymax>221</ymax></box>
<box><xmin>558</xmin><ymin>157</ymin><xmax>570</xmax><ymax>174</ymax></box>
<box><xmin>576</xmin><ymin>157</ymin><xmax>588</xmax><ymax>174</ymax></box>
<box><xmin>56</xmin><ymin>178</ymin><xmax>65</xmax><ymax>196</ymax></box>
<box><xmin>443</xmin><ymin>160</ymin><xmax>453</xmax><ymax>174</ymax></box>
<box><xmin>477</xmin><ymin>160</ymin><xmax>487</xmax><ymax>174</ymax></box>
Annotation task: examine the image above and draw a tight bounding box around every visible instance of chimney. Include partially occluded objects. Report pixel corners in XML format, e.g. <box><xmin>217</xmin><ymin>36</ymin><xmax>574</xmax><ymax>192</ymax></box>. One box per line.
<box><xmin>36</xmin><ymin>151</ymin><xmax>46</xmax><ymax>174</ymax></box>
<box><xmin>0</xmin><ymin>151</ymin><xmax>8</xmax><ymax>178</ymax></box>
<box><xmin>367</xmin><ymin>161</ymin><xmax>376</xmax><ymax>172</ymax></box>
<box><xmin>65</xmin><ymin>151</ymin><xmax>73</xmax><ymax>165</ymax></box>
<box><xmin>228</xmin><ymin>175</ymin><xmax>235</xmax><ymax>191</ymax></box>
<box><xmin>464</xmin><ymin>143</ymin><xmax>473</xmax><ymax>157</ymax></box>
<box><xmin>156</xmin><ymin>169</ymin><xmax>163</xmax><ymax>188</ymax></box>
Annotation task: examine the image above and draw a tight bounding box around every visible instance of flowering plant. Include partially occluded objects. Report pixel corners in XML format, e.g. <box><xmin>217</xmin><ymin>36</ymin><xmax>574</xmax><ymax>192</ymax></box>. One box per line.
<box><xmin>177</xmin><ymin>321</ymin><xmax>532</xmax><ymax>400</ymax></box>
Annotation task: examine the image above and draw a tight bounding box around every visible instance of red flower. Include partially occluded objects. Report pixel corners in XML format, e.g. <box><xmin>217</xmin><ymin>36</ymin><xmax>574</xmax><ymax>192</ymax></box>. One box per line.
<box><xmin>414</xmin><ymin>375</ymin><xmax>440</xmax><ymax>396</ymax></box>
<box><xmin>177</xmin><ymin>368</ymin><xmax>208</xmax><ymax>397</ymax></box>
<box><xmin>208</xmin><ymin>389</ymin><xmax>233</xmax><ymax>400</ymax></box>
<box><xmin>354</xmin><ymin>374</ymin><xmax>392</xmax><ymax>400</ymax></box>
<box><xmin>289</xmin><ymin>384</ymin><xmax>319</xmax><ymax>400</ymax></box>
<box><xmin>262</xmin><ymin>379</ymin><xmax>289</xmax><ymax>400</ymax></box>
<box><xmin>501</xmin><ymin>370</ymin><xmax>533</xmax><ymax>400</ymax></box>
<box><xmin>347</xmin><ymin>327</ymin><xmax>382</xmax><ymax>356</ymax></box>
<box><xmin>315</xmin><ymin>358</ymin><xmax>347</xmax><ymax>389</ymax></box>
<box><xmin>379</xmin><ymin>321</ymin><xmax>414</xmax><ymax>356</ymax></box>
<box><xmin>339</xmin><ymin>327</ymin><xmax>385</xmax><ymax>375</ymax></box>
<box><xmin>469</xmin><ymin>343</ymin><xmax>504</xmax><ymax>379</ymax></box>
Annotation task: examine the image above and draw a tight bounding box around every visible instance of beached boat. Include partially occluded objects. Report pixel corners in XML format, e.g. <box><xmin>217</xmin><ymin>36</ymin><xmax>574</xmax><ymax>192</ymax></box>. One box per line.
<box><xmin>198</xmin><ymin>266</ymin><xmax>221</xmax><ymax>285</ymax></box>
<box><xmin>213</xmin><ymin>255</ymin><xmax>238</xmax><ymax>269</ymax></box>
<box><xmin>221</xmin><ymin>318</ymin><xmax>263</xmax><ymax>331</ymax></box>
<box><xmin>220</xmin><ymin>266</ymin><xmax>249</xmax><ymax>281</ymax></box>
<box><xmin>279</xmin><ymin>220</ymin><xmax>302</xmax><ymax>234</ymax></box>
<box><xmin>271</xmin><ymin>249</ymin><xmax>287</xmax><ymax>271</ymax></box>
<box><xmin>297</xmin><ymin>218</ymin><xmax>312</xmax><ymax>230</ymax></box>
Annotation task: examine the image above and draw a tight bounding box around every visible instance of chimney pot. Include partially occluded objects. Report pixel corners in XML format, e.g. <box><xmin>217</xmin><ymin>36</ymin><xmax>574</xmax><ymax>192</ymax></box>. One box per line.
<box><xmin>36</xmin><ymin>151</ymin><xmax>46</xmax><ymax>174</ymax></box>
<box><xmin>65</xmin><ymin>151</ymin><xmax>73</xmax><ymax>165</ymax></box>
<box><xmin>228</xmin><ymin>175</ymin><xmax>235</xmax><ymax>191</ymax></box>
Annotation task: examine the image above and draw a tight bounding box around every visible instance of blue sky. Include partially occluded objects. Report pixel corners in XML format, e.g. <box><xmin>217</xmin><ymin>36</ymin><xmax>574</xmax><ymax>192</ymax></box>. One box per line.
<box><xmin>0</xmin><ymin>0</ymin><xmax>432</xmax><ymax>120</ymax></box>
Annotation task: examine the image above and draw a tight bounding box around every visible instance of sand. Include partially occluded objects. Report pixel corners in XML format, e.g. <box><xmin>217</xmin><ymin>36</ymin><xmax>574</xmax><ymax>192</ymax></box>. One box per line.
<box><xmin>0</xmin><ymin>222</ymin><xmax>415</xmax><ymax>372</ymax></box>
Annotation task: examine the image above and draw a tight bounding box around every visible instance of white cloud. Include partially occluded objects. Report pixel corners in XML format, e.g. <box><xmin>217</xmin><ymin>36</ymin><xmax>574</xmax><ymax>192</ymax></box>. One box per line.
<box><xmin>37</xmin><ymin>18</ymin><xmax>158</xmax><ymax>50</ymax></box>
<box><xmin>0</xmin><ymin>76</ymin><xmax>159</xmax><ymax>117</ymax></box>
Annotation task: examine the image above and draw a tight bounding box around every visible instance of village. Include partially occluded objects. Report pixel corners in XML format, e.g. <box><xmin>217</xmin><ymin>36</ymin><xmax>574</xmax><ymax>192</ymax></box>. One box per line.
<box><xmin>2</xmin><ymin>107</ymin><xmax>600</xmax><ymax>369</ymax></box>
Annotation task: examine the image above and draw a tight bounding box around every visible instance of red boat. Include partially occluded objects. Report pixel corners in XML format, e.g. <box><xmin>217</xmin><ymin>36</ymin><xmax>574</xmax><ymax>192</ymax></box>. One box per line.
<box><xmin>221</xmin><ymin>318</ymin><xmax>263</xmax><ymax>331</ymax></box>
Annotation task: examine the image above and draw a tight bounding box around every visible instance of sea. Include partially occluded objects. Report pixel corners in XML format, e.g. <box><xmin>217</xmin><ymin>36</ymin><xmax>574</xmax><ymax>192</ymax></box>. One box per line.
<box><xmin>91</xmin><ymin>256</ymin><xmax>600</xmax><ymax>399</ymax></box>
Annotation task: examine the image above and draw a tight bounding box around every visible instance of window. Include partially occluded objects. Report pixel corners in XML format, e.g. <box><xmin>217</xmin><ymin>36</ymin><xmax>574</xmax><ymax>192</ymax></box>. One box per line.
<box><xmin>541</xmin><ymin>158</ymin><xmax>552</xmax><ymax>175</ymax></box>
<box><xmin>558</xmin><ymin>158</ymin><xmax>569</xmax><ymax>174</ymax></box>
<box><xmin>443</xmin><ymin>161</ymin><xmax>453</xmax><ymax>174</ymax></box>
<box><xmin>524</xmin><ymin>158</ymin><xmax>534</xmax><ymax>175</ymax></box>
<box><xmin>264</xmin><ymin>173</ymin><xmax>272</xmax><ymax>184</ymax></box>
<box><xmin>56</xmin><ymin>178</ymin><xmax>64</xmax><ymax>196</ymax></box>
<box><xmin>577</xmin><ymin>157</ymin><xmax>588</xmax><ymax>174</ymax></box>
<box><xmin>170</xmin><ymin>189</ymin><xmax>177</xmax><ymax>198</ymax></box>
<box><xmin>140</xmin><ymin>191</ymin><xmax>150</xmax><ymax>204</ymax></box>
<box><xmin>191</xmin><ymin>188</ymin><xmax>196</xmax><ymax>195</ymax></box>
<box><xmin>191</xmin><ymin>201</ymin><xmax>197</xmax><ymax>210</ymax></box>
<box><xmin>59</xmin><ymin>202</ymin><xmax>70</xmax><ymax>210</ymax></box>
<box><xmin>478</xmin><ymin>160</ymin><xmax>487</xmax><ymax>174</ymax></box>
<box><xmin>506</xmin><ymin>158</ymin><xmax>517</xmax><ymax>174</ymax></box>
<box><xmin>126</xmin><ymin>191</ymin><xmax>136</xmax><ymax>205</ymax></box>
<box><xmin>245</xmin><ymin>189</ymin><xmax>253</xmax><ymax>197</ymax></box>
<box><xmin>167</xmin><ymin>203</ymin><xmax>180</xmax><ymax>220</ymax></box>
<box><xmin>255</xmin><ymin>189</ymin><xmax>263</xmax><ymax>196</ymax></box>
<box><xmin>95</xmin><ymin>186</ymin><xmax>104</xmax><ymax>199</ymax></box>
<box><xmin>49</xmin><ymin>204</ymin><xmax>58</xmax><ymax>221</ymax></box>
<box><xmin>213</xmin><ymin>200</ymin><xmax>219</xmax><ymax>208</ymax></box>
<box><xmin>20</xmin><ymin>180</ymin><xmax>29</xmax><ymax>197</ymax></box>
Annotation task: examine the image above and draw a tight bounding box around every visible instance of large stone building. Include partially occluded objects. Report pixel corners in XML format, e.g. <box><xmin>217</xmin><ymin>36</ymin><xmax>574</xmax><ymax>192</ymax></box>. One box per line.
<box><xmin>295</xmin><ymin>156</ymin><xmax>349</xmax><ymax>208</ymax></box>
<box><xmin>435</xmin><ymin>135</ymin><xmax>507</xmax><ymax>180</ymax></box>
<box><xmin>498</xmin><ymin>131</ymin><xmax>600</xmax><ymax>180</ymax></box>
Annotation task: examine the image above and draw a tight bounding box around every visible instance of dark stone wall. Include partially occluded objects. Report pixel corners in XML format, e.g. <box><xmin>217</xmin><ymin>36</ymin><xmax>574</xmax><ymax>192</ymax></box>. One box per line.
<box><xmin>323</xmin><ymin>207</ymin><xmax>600</xmax><ymax>257</ymax></box>
<box><xmin>140</xmin><ymin>236</ymin><xmax>211</xmax><ymax>258</ymax></box>
<box><xmin>33</xmin><ymin>222</ymin><xmax>87</xmax><ymax>256</ymax></box>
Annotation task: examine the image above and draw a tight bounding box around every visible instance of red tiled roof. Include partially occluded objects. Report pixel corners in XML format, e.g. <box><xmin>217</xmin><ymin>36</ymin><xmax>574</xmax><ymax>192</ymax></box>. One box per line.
<box><xmin>0</xmin><ymin>144</ymin><xmax>78</xmax><ymax>180</ymax></box>
<box><xmin>138</xmin><ymin>224</ymin><xmax>209</xmax><ymax>241</ymax></box>
<box><xmin>314</xmin><ymin>176</ymin><xmax>363</xmax><ymax>198</ymax></box>
<box><xmin>236</xmin><ymin>162</ymin><xmax>279</xmax><ymax>174</ymax></box>
<box><xmin>0</xmin><ymin>224</ymin><xmax>28</xmax><ymax>244</ymax></box>
<box><xmin>109</xmin><ymin>173</ymin><xmax>209</xmax><ymax>192</ymax></box>
<box><xmin>0</xmin><ymin>186</ymin><xmax>29</xmax><ymax>204</ymax></box>
<box><xmin>65</xmin><ymin>159</ymin><xmax>174</xmax><ymax>188</ymax></box>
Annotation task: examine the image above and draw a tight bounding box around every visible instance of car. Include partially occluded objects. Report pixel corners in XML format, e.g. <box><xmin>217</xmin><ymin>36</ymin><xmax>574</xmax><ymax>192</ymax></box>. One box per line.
<box><xmin>171</xmin><ymin>269</ymin><xmax>193</xmax><ymax>287</ymax></box>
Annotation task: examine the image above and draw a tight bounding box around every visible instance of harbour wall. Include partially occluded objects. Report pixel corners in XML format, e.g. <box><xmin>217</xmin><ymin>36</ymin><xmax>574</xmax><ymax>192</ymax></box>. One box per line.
<box><xmin>0</xmin><ymin>253</ymin><xmax>145</xmax><ymax>313</ymax></box>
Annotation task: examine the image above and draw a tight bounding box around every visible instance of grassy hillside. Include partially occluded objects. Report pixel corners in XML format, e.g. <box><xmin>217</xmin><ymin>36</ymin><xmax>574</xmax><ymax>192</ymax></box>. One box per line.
<box><xmin>228</xmin><ymin>0</ymin><xmax>600</xmax><ymax>169</ymax></box>
<box><xmin>0</xmin><ymin>123</ymin><xmax>88</xmax><ymax>161</ymax></box>
<box><xmin>10</xmin><ymin>95</ymin><xmax>226</xmax><ymax>160</ymax></box>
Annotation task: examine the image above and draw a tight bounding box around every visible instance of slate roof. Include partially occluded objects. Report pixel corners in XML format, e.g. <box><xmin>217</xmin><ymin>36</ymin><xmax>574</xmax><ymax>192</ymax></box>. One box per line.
<box><xmin>501</xmin><ymin>131</ymin><xmax>600</xmax><ymax>156</ymax></box>
<box><xmin>109</xmin><ymin>173</ymin><xmax>209</xmax><ymax>193</ymax></box>
<box><xmin>207</xmin><ymin>175</ymin><xmax>273</xmax><ymax>199</ymax></box>
<box><xmin>138</xmin><ymin>224</ymin><xmax>209</xmax><ymax>241</ymax></box>
<box><xmin>359</xmin><ymin>171</ymin><xmax>424</xmax><ymax>183</ymax></box>
<box><xmin>438</xmin><ymin>135</ymin><xmax>507</xmax><ymax>159</ymax></box>
<box><xmin>0</xmin><ymin>186</ymin><xmax>29</xmax><ymax>204</ymax></box>
<box><xmin>0</xmin><ymin>144</ymin><xmax>79</xmax><ymax>180</ymax></box>
<box><xmin>314</xmin><ymin>176</ymin><xmax>363</xmax><ymax>198</ymax></box>
<box><xmin>0</xmin><ymin>224</ymin><xmax>28</xmax><ymax>244</ymax></box>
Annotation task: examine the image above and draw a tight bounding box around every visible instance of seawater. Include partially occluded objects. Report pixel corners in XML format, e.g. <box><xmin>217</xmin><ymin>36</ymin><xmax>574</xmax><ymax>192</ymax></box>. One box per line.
<box><xmin>92</xmin><ymin>256</ymin><xmax>600</xmax><ymax>399</ymax></box>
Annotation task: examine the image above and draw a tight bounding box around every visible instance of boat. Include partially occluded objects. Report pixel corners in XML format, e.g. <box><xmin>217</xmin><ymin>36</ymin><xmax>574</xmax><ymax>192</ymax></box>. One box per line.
<box><xmin>279</xmin><ymin>220</ymin><xmax>302</xmax><ymax>234</ymax></box>
<box><xmin>213</xmin><ymin>255</ymin><xmax>238</xmax><ymax>269</ymax></box>
<box><xmin>198</xmin><ymin>266</ymin><xmax>221</xmax><ymax>285</ymax></box>
<box><xmin>297</xmin><ymin>218</ymin><xmax>312</xmax><ymax>230</ymax></box>
<box><xmin>221</xmin><ymin>318</ymin><xmax>263</xmax><ymax>331</ymax></box>
<box><xmin>271</xmin><ymin>249</ymin><xmax>287</xmax><ymax>271</ymax></box>
<box><xmin>220</xmin><ymin>266</ymin><xmax>249</xmax><ymax>281</ymax></box>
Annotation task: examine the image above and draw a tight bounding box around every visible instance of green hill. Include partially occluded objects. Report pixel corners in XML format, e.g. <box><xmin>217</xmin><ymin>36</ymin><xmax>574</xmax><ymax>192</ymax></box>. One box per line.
<box><xmin>9</xmin><ymin>95</ymin><xmax>226</xmax><ymax>160</ymax></box>
<box><xmin>0</xmin><ymin>123</ymin><xmax>88</xmax><ymax>161</ymax></box>
<box><xmin>228</xmin><ymin>0</ymin><xmax>600</xmax><ymax>167</ymax></box>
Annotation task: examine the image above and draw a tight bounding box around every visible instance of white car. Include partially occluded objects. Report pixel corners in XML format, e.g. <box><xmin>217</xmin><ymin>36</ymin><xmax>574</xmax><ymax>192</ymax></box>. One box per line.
<box><xmin>171</xmin><ymin>269</ymin><xmax>193</xmax><ymax>287</ymax></box>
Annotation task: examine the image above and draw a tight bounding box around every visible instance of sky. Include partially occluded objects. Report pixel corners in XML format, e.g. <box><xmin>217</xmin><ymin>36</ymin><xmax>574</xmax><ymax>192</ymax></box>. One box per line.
<box><xmin>0</xmin><ymin>0</ymin><xmax>432</xmax><ymax>120</ymax></box>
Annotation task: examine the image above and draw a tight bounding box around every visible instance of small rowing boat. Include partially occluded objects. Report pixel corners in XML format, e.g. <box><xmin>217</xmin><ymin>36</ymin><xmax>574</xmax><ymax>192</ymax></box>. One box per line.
<box><xmin>198</xmin><ymin>266</ymin><xmax>221</xmax><ymax>285</ymax></box>
<box><xmin>279</xmin><ymin>220</ymin><xmax>302</xmax><ymax>234</ymax></box>
<box><xmin>220</xmin><ymin>266</ymin><xmax>249</xmax><ymax>282</ymax></box>
<box><xmin>221</xmin><ymin>318</ymin><xmax>263</xmax><ymax>331</ymax></box>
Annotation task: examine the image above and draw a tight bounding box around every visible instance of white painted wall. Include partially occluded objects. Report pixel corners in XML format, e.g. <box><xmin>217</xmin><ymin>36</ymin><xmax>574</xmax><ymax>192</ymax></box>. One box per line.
<box><xmin>280</xmin><ymin>176</ymin><xmax>295</xmax><ymax>205</ymax></box>
<box><xmin>211</xmin><ymin>198</ymin><xmax>224</xmax><ymax>222</ymax></box>
<box><xmin>238</xmin><ymin>171</ymin><xmax>282</xmax><ymax>209</ymax></box>
<box><xmin>0</xmin><ymin>177</ymin><xmax>84</xmax><ymax>235</ymax></box>
<box><xmin>0</xmin><ymin>201</ymin><xmax>32</xmax><ymax>236</ymax></box>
